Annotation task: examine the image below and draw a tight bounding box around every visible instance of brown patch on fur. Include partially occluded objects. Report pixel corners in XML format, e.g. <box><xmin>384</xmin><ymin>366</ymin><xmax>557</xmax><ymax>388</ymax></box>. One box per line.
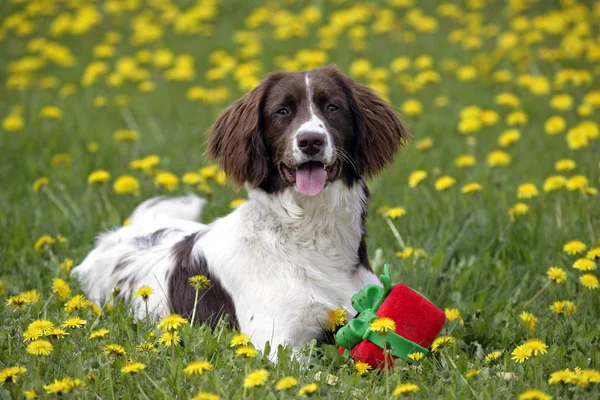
<box><xmin>169</xmin><ymin>233</ymin><xmax>238</xmax><ymax>328</ymax></box>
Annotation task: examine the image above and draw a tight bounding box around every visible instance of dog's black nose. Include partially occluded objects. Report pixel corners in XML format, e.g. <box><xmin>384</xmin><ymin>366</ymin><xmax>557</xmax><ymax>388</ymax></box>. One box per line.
<box><xmin>297</xmin><ymin>132</ymin><xmax>325</xmax><ymax>156</ymax></box>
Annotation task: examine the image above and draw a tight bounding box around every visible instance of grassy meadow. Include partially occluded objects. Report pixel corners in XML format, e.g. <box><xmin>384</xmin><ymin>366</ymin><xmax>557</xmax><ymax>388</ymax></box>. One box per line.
<box><xmin>1</xmin><ymin>0</ymin><xmax>600</xmax><ymax>398</ymax></box>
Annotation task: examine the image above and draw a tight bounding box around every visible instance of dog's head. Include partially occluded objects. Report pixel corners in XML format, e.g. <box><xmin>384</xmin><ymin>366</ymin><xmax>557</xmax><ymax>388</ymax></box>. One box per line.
<box><xmin>207</xmin><ymin>66</ymin><xmax>408</xmax><ymax>196</ymax></box>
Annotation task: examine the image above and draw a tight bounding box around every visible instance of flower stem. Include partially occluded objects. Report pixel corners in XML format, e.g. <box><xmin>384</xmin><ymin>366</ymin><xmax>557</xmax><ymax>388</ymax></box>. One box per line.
<box><xmin>190</xmin><ymin>288</ymin><xmax>200</xmax><ymax>327</ymax></box>
<box><xmin>384</xmin><ymin>216</ymin><xmax>406</xmax><ymax>249</ymax></box>
<box><xmin>523</xmin><ymin>281</ymin><xmax>551</xmax><ymax>308</ymax></box>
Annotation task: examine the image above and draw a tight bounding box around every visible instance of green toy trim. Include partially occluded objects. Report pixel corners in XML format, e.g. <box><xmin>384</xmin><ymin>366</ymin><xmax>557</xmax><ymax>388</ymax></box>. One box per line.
<box><xmin>335</xmin><ymin>264</ymin><xmax>430</xmax><ymax>362</ymax></box>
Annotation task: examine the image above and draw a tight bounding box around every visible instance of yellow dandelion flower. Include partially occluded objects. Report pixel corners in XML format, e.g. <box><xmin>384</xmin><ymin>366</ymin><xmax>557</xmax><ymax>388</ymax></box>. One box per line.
<box><xmin>408</xmin><ymin>170</ymin><xmax>427</xmax><ymax>187</ymax></box>
<box><xmin>40</xmin><ymin>106</ymin><xmax>62</xmax><ymax>120</ymax></box>
<box><xmin>230</xmin><ymin>333</ymin><xmax>251</xmax><ymax>347</ymax></box>
<box><xmin>0</xmin><ymin>366</ymin><xmax>27</xmax><ymax>384</ymax></box>
<box><xmin>158</xmin><ymin>331</ymin><xmax>181</xmax><ymax>347</ymax></box>
<box><xmin>134</xmin><ymin>286</ymin><xmax>154</xmax><ymax>300</ymax></box>
<box><xmin>573</xmin><ymin>258</ymin><xmax>596</xmax><ymax>271</ymax></box>
<box><xmin>508</xmin><ymin>203</ymin><xmax>529</xmax><ymax>220</ymax></box>
<box><xmin>401</xmin><ymin>99</ymin><xmax>422</xmax><ymax>116</ymax></box>
<box><xmin>519</xmin><ymin>311</ymin><xmax>538</xmax><ymax>332</ymax></box>
<box><xmin>524</xmin><ymin>339</ymin><xmax>548</xmax><ymax>356</ymax></box>
<box><xmin>547</xmin><ymin>267</ymin><xmax>567</xmax><ymax>284</ymax></box>
<box><xmin>34</xmin><ymin>235</ymin><xmax>56</xmax><ymax>253</ymax></box>
<box><xmin>88</xmin><ymin>170</ymin><xmax>111</xmax><ymax>184</ymax></box>
<box><xmin>455</xmin><ymin>155</ymin><xmax>476</xmax><ymax>168</ymax></box>
<box><xmin>236</xmin><ymin>345</ymin><xmax>258</xmax><ymax>358</ymax></box>
<box><xmin>33</xmin><ymin>177</ymin><xmax>49</xmax><ymax>192</ymax></box>
<box><xmin>518</xmin><ymin>388</ymin><xmax>551</xmax><ymax>400</ymax></box>
<box><xmin>184</xmin><ymin>360</ymin><xmax>214</xmax><ymax>376</ymax></box>
<box><xmin>354</xmin><ymin>361</ymin><xmax>372</xmax><ymax>376</ymax></box>
<box><xmin>392</xmin><ymin>383</ymin><xmax>420</xmax><ymax>395</ymax></box>
<box><xmin>550</xmin><ymin>94</ymin><xmax>573</xmax><ymax>111</ymax></box>
<box><xmin>543</xmin><ymin>175</ymin><xmax>567</xmax><ymax>192</ymax></box>
<box><xmin>548</xmin><ymin>368</ymin><xmax>577</xmax><ymax>385</ymax></box>
<box><xmin>158</xmin><ymin>314</ymin><xmax>188</xmax><ymax>331</ymax></box>
<box><xmin>517</xmin><ymin>183</ymin><xmax>539</xmax><ymax>199</ymax></box>
<box><xmin>462</xmin><ymin>183</ymin><xmax>482</xmax><ymax>194</ymax></box>
<box><xmin>51</xmin><ymin>278</ymin><xmax>70</xmax><ymax>300</ymax></box>
<box><xmin>511</xmin><ymin>344</ymin><xmax>532</xmax><ymax>363</ymax></box>
<box><xmin>555</xmin><ymin>159</ymin><xmax>576</xmax><ymax>171</ymax></box>
<box><xmin>327</xmin><ymin>308</ymin><xmax>347</xmax><ymax>331</ymax></box>
<box><xmin>487</xmin><ymin>150</ymin><xmax>511</xmax><ymax>167</ymax></box>
<box><xmin>444</xmin><ymin>308</ymin><xmax>461</xmax><ymax>322</ymax></box>
<box><xmin>486</xmin><ymin>351</ymin><xmax>502</xmax><ymax>361</ymax></box>
<box><xmin>579</xmin><ymin>274</ymin><xmax>599</xmax><ymax>289</ymax></box>
<box><xmin>243</xmin><ymin>369</ymin><xmax>269</xmax><ymax>388</ymax></box>
<box><xmin>465</xmin><ymin>369</ymin><xmax>480</xmax><ymax>378</ymax></box>
<box><xmin>23</xmin><ymin>319</ymin><xmax>55</xmax><ymax>341</ymax></box>
<box><xmin>27</xmin><ymin>340</ymin><xmax>53</xmax><ymax>356</ymax></box>
<box><xmin>62</xmin><ymin>317</ymin><xmax>86</xmax><ymax>329</ymax></box>
<box><xmin>396</xmin><ymin>247</ymin><xmax>414</xmax><ymax>259</ymax></box>
<box><xmin>370</xmin><ymin>317</ymin><xmax>396</xmax><ymax>333</ymax></box>
<box><xmin>230</xmin><ymin>198</ymin><xmax>246</xmax><ymax>209</ymax></box>
<box><xmin>154</xmin><ymin>171</ymin><xmax>179</xmax><ymax>191</ymax></box>
<box><xmin>64</xmin><ymin>294</ymin><xmax>91</xmax><ymax>313</ymax></box>
<box><xmin>182</xmin><ymin>172</ymin><xmax>202</xmax><ymax>185</ymax></box>
<box><xmin>43</xmin><ymin>377</ymin><xmax>83</xmax><ymax>394</ymax></box>
<box><xmin>191</xmin><ymin>393</ymin><xmax>221</xmax><ymax>400</ymax></box>
<box><xmin>298</xmin><ymin>383</ymin><xmax>318</xmax><ymax>396</ymax></box>
<box><xmin>189</xmin><ymin>275</ymin><xmax>211</xmax><ymax>290</ymax></box>
<box><xmin>89</xmin><ymin>328</ymin><xmax>110</xmax><ymax>339</ymax></box>
<box><xmin>2</xmin><ymin>114</ymin><xmax>24</xmax><ymax>132</ymax></box>
<box><xmin>435</xmin><ymin>176</ymin><xmax>456</xmax><ymax>191</ymax></box>
<box><xmin>112</xmin><ymin>129</ymin><xmax>140</xmax><ymax>142</ymax></box>
<box><xmin>276</xmin><ymin>376</ymin><xmax>298</xmax><ymax>390</ymax></box>
<box><xmin>408</xmin><ymin>352</ymin><xmax>425</xmax><ymax>362</ymax></box>
<box><xmin>587</xmin><ymin>248</ymin><xmax>600</xmax><ymax>260</ymax></box>
<box><xmin>545</xmin><ymin>116</ymin><xmax>566</xmax><ymax>135</ymax></box>
<box><xmin>136</xmin><ymin>342</ymin><xmax>158</xmax><ymax>354</ymax></box>
<box><xmin>498</xmin><ymin>129</ymin><xmax>521</xmax><ymax>147</ymax></box>
<box><xmin>113</xmin><ymin>175</ymin><xmax>140</xmax><ymax>195</ymax></box>
<box><xmin>121</xmin><ymin>362</ymin><xmax>146</xmax><ymax>374</ymax></box>
<box><xmin>104</xmin><ymin>344</ymin><xmax>126</xmax><ymax>357</ymax></box>
<box><xmin>550</xmin><ymin>300</ymin><xmax>576</xmax><ymax>316</ymax></box>
<box><xmin>414</xmin><ymin>137</ymin><xmax>433</xmax><ymax>151</ymax></box>
<box><xmin>564</xmin><ymin>240</ymin><xmax>586</xmax><ymax>255</ymax></box>
<box><xmin>431</xmin><ymin>336</ymin><xmax>455</xmax><ymax>352</ymax></box>
<box><xmin>566</xmin><ymin>175</ymin><xmax>588</xmax><ymax>191</ymax></box>
<box><xmin>384</xmin><ymin>207</ymin><xmax>406</xmax><ymax>219</ymax></box>
<box><xmin>60</xmin><ymin>258</ymin><xmax>74</xmax><ymax>272</ymax></box>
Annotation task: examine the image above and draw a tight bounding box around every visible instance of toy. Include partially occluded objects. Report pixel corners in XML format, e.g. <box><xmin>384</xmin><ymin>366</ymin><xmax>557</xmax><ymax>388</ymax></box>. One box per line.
<box><xmin>336</xmin><ymin>265</ymin><xmax>446</xmax><ymax>369</ymax></box>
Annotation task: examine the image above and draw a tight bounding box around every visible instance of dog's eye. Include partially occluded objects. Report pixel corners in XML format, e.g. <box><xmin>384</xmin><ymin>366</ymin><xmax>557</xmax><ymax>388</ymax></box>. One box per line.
<box><xmin>326</xmin><ymin>104</ymin><xmax>339</xmax><ymax>112</ymax></box>
<box><xmin>276</xmin><ymin>108</ymin><xmax>289</xmax><ymax>116</ymax></box>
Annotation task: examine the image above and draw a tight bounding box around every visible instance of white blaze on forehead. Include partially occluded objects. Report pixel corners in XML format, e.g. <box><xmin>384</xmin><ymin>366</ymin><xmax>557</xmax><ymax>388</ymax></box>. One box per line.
<box><xmin>292</xmin><ymin>73</ymin><xmax>334</xmax><ymax>162</ymax></box>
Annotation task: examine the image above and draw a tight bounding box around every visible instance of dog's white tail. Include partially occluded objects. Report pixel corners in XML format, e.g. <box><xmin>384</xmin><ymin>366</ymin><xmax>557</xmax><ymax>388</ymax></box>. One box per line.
<box><xmin>128</xmin><ymin>195</ymin><xmax>206</xmax><ymax>226</ymax></box>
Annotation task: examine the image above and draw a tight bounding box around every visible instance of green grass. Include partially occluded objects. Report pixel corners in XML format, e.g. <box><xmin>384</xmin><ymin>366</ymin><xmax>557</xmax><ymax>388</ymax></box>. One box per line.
<box><xmin>1</xmin><ymin>0</ymin><xmax>600</xmax><ymax>398</ymax></box>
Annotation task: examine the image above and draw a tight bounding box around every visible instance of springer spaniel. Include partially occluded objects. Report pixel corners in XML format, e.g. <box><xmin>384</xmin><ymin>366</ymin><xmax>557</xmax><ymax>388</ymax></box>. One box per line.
<box><xmin>72</xmin><ymin>66</ymin><xmax>408</xmax><ymax>357</ymax></box>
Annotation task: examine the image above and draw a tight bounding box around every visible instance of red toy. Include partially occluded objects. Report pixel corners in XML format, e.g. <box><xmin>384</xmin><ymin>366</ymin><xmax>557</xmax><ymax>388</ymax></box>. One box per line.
<box><xmin>336</xmin><ymin>265</ymin><xmax>446</xmax><ymax>368</ymax></box>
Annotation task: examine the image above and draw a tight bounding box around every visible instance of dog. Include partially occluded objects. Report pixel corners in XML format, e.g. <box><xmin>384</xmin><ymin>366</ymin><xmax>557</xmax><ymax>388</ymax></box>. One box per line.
<box><xmin>72</xmin><ymin>66</ymin><xmax>408</xmax><ymax>358</ymax></box>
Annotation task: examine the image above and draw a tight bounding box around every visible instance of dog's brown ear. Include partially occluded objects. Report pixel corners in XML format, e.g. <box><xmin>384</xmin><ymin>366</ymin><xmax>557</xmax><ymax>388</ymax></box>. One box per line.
<box><xmin>334</xmin><ymin>67</ymin><xmax>409</xmax><ymax>177</ymax></box>
<box><xmin>206</xmin><ymin>79</ymin><xmax>273</xmax><ymax>189</ymax></box>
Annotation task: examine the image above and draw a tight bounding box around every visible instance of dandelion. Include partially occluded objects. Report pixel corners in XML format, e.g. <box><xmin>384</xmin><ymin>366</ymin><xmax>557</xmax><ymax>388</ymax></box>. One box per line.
<box><xmin>487</xmin><ymin>150</ymin><xmax>511</xmax><ymax>167</ymax></box>
<box><xmin>518</xmin><ymin>389</ymin><xmax>551</xmax><ymax>400</ymax></box>
<box><xmin>89</xmin><ymin>329</ymin><xmax>109</xmax><ymax>339</ymax></box>
<box><xmin>112</xmin><ymin>129</ymin><xmax>140</xmax><ymax>142</ymax></box>
<box><xmin>230</xmin><ymin>333</ymin><xmax>251</xmax><ymax>347</ymax></box>
<box><xmin>154</xmin><ymin>172</ymin><xmax>179</xmax><ymax>191</ymax></box>
<box><xmin>550</xmin><ymin>94</ymin><xmax>573</xmax><ymax>111</ymax></box>
<box><xmin>547</xmin><ymin>267</ymin><xmax>567</xmax><ymax>284</ymax></box>
<box><xmin>548</xmin><ymin>368</ymin><xmax>577</xmax><ymax>384</ymax></box>
<box><xmin>566</xmin><ymin>175</ymin><xmax>589</xmax><ymax>191</ymax></box>
<box><xmin>523</xmin><ymin>339</ymin><xmax>548</xmax><ymax>356</ymax></box>
<box><xmin>383</xmin><ymin>207</ymin><xmax>406</xmax><ymax>219</ymax></box>
<box><xmin>243</xmin><ymin>369</ymin><xmax>269</xmax><ymax>388</ymax></box>
<box><xmin>455</xmin><ymin>155</ymin><xmax>476</xmax><ymax>168</ymax></box>
<box><xmin>34</xmin><ymin>235</ymin><xmax>56</xmax><ymax>253</ymax></box>
<box><xmin>113</xmin><ymin>175</ymin><xmax>140</xmax><ymax>195</ymax></box>
<box><xmin>370</xmin><ymin>317</ymin><xmax>396</xmax><ymax>333</ymax></box>
<box><xmin>182</xmin><ymin>172</ymin><xmax>202</xmax><ymax>185</ymax></box>
<box><xmin>587</xmin><ymin>248</ymin><xmax>600</xmax><ymax>260</ymax></box>
<box><xmin>431</xmin><ymin>336</ymin><xmax>455</xmax><ymax>352</ymax></box>
<box><xmin>158</xmin><ymin>331</ymin><xmax>181</xmax><ymax>347</ymax></box>
<box><xmin>276</xmin><ymin>376</ymin><xmax>298</xmax><ymax>390</ymax></box>
<box><xmin>401</xmin><ymin>99</ymin><xmax>422</xmax><ymax>116</ymax></box>
<box><xmin>511</xmin><ymin>344</ymin><xmax>532</xmax><ymax>363</ymax></box>
<box><xmin>579</xmin><ymin>274</ymin><xmax>599</xmax><ymax>289</ymax></box>
<box><xmin>24</xmin><ymin>388</ymin><xmax>37</xmax><ymax>399</ymax></box>
<box><xmin>408</xmin><ymin>170</ymin><xmax>427</xmax><ymax>187</ymax></box>
<box><xmin>40</xmin><ymin>106</ymin><xmax>62</xmax><ymax>120</ymax></box>
<box><xmin>104</xmin><ymin>344</ymin><xmax>126</xmax><ymax>357</ymax></box>
<box><xmin>88</xmin><ymin>170</ymin><xmax>111</xmax><ymax>184</ymax></box>
<box><xmin>517</xmin><ymin>183</ymin><xmax>539</xmax><ymax>199</ymax></box>
<box><xmin>444</xmin><ymin>308</ymin><xmax>461</xmax><ymax>322</ymax></box>
<box><xmin>573</xmin><ymin>258</ymin><xmax>596</xmax><ymax>271</ymax></box>
<box><xmin>121</xmin><ymin>362</ymin><xmax>146</xmax><ymax>374</ymax></box>
<box><xmin>62</xmin><ymin>317</ymin><xmax>86</xmax><ymax>329</ymax></box>
<box><xmin>486</xmin><ymin>351</ymin><xmax>502</xmax><ymax>361</ymax></box>
<box><xmin>52</xmin><ymin>278</ymin><xmax>70</xmax><ymax>300</ymax></box>
<box><xmin>64</xmin><ymin>294</ymin><xmax>91</xmax><ymax>313</ymax></box>
<box><xmin>508</xmin><ymin>203</ymin><xmax>529</xmax><ymax>220</ymax></box>
<box><xmin>188</xmin><ymin>275</ymin><xmax>211</xmax><ymax>290</ymax></box>
<box><xmin>498</xmin><ymin>129</ymin><xmax>521</xmax><ymax>147</ymax></box>
<box><xmin>134</xmin><ymin>286</ymin><xmax>154</xmax><ymax>300</ymax></box>
<box><xmin>230</xmin><ymin>198</ymin><xmax>246</xmax><ymax>209</ymax></box>
<box><xmin>465</xmin><ymin>369</ymin><xmax>480</xmax><ymax>378</ymax></box>
<box><xmin>555</xmin><ymin>159</ymin><xmax>576</xmax><ymax>171</ymax></box>
<box><xmin>23</xmin><ymin>320</ymin><xmax>55</xmax><ymax>341</ymax></box>
<box><xmin>0</xmin><ymin>366</ymin><xmax>27</xmax><ymax>384</ymax></box>
<box><xmin>550</xmin><ymin>300</ymin><xmax>576</xmax><ymax>316</ymax></box>
<box><xmin>435</xmin><ymin>176</ymin><xmax>455</xmax><ymax>191</ymax></box>
<box><xmin>392</xmin><ymin>383</ymin><xmax>420</xmax><ymax>395</ymax></box>
<box><xmin>408</xmin><ymin>352</ymin><xmax>425</xmax><ymax>362</ymax></box>
<box><xmin>354</xmin><ymin>361</ymin><xmax>372</xmax><ymax>376</ymax></box>
<box><xmin>462</xmin><ymin>183</ymin><xmax>482</xmax><ymax>194</ymax></box>
<box><xmin>33</xmin><ymin>177</ymin><xmax>49</xmax><ymax>192</ymax></box>
<box><xmin>543</xmin><ymin>175</ymin><xmax>567</xmax><ymax>192</ymax></box>
<box><xmin>136</xmin><ymin>342</ymin><xmax>158</xmax><ymax>354</ymax></box>
<box><xmin>191</xmin><ymin>393</ymin><xmax>221</xmax><ymax>400</ymax></box>
<box><xmin>298</xmin><ymin>383</ymin><xmax>318</xmax><ymax>396</ymax></box>
<box><xmin>184</xmin><ymin>360</ymin><xmax>214</xmax><ymax>376</ymax></box>
<box><xmin>43</xmin><ymin>377</ymin><xmax>83</xmax><ymax>394</ymax></box>
<box><xmin>519</xmin><ymin>311</ymin><xmax>538</xmax><ymax>332</ymax></box>
<box><xmin>414</xmin><ymin>137</ymin><xmax>433</xmax><ymax>151</ymax></box>
<box><xmin>27</xmin><ymin>340</ymin><xmax>54</xmax><ymax>356</ymax></box>
<box><xmin>158</xmin><ymin>313</ymin><xmax>188</xmax><ymax>331</ymax></box>
<box><xmin>60</xmin><ymin>258</ymin><xmax>74</xmax><ymax>272</ymax></box>
<box><xmin>236</xmin><ymin>345</ymin><xmax>258</xmax><ymax>358</ymax></box>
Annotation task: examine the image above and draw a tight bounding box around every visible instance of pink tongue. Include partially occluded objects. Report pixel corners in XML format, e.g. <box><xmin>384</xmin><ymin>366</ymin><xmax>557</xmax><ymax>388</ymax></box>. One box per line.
<box><xmin>296</xmin><ymin>163</ymin><xmax>327</xmax><ymax>196</ymax></box>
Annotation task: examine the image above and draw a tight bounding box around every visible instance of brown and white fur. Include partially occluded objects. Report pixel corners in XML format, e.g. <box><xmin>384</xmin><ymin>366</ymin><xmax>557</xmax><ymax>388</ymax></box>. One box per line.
<box><xmin>72</xmin><ymin>66</ymin><xmax>408</xmax><ymax>358</ymax></box>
